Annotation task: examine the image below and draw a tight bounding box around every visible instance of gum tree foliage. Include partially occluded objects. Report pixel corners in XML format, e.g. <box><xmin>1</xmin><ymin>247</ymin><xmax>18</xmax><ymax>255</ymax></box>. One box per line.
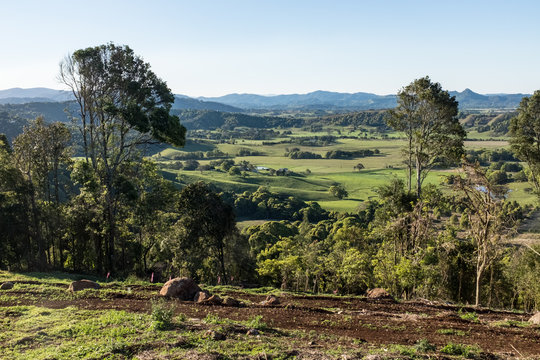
<box><xmin>172</xmin><ymin>182</ymin><xmax>236</xmax><ymax>283</ymax></box>
<box><xmin>12</xmin><ymin>118</ymin><xmax>72</xmax><ymax>270</ymax></box>
<box><xmin>509</xmin><ymin>90</ymin><xmax>540</xmax><ymax>193</ymax></box>
<box><xmin>452</xmin><ymin>162</ymin><xmax>516</xmax><ymax>307</ymax></box>
<box><xmin>388</xmin><ymin>76</ymin><xmax>465</xmax><ymax>198</ymax></box>
<box><xmin>0</xmin><ymin>134</ymin><xmax>32</xmax><ymax>268</ymax></box>
<box><xmin>59</xmin><ymin>43</ymin><xmax>186</xmax><ymax>272</ymax></box>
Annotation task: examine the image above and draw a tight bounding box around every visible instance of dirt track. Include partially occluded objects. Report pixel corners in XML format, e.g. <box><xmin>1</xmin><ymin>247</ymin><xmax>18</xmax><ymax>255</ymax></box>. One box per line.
<box><xmin>2</xmin><ymin>284</ymin><xmax>539</xmax><ymax>358</ymax></box>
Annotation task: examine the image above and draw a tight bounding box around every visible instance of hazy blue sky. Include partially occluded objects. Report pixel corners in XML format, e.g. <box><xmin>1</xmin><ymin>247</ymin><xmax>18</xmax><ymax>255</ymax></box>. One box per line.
<box><xmin>1</xmin><ymin>0</ymin><xmax>539</xmax><ymax>96</ymax></box>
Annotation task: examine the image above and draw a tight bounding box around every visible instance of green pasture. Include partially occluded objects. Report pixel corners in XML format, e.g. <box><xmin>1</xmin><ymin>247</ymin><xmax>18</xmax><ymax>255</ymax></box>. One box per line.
<box><xmin>154</xmin><ymin>131</ymin><xmax>520</xmax><ymax>213</ymax></box>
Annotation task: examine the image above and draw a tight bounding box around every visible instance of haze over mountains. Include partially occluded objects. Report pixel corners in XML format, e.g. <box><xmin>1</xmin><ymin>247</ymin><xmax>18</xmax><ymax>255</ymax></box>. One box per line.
<box><xmin>0</xmin><ymin>87</ymin><xmax>529</xmax><ymax>111</ymax></box>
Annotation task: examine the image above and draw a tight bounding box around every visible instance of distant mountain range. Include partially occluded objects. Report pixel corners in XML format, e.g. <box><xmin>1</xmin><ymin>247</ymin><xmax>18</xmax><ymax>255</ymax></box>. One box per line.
<box><xmin>198</xmin><ymin>90</ymin><xmax>397</xmax><ymax>110</ymax></box>
<box><xmin>0</xmin><ymin>87</ymin><xmax>530</xmax><ymax>110</ymax></box>
<box><xmin>200</xmin><ymin>89</ymin><xmax>529</xmax><ymax>110</ymax></box>
<box><xmin>0</xmin><ymin>88</ymin><xmax>73</xmax><ymax>104</ymax></box>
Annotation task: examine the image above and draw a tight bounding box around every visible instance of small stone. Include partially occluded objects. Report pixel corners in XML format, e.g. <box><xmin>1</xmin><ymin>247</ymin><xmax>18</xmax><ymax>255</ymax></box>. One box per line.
<box><xmin>68</xmin><ymin>280</ymin><xmax>101</xmax><ymax>292</ymax></box>
<box><xmin>0</xmin><ymin>282</ymin><xmax>14</xmax><ymax>290</ymax></box>
<box><xmin>528</xmin><ymin>312</ymin><xmax>540</xmax><ymax>325</ymax></box>
<box><xmin>246</xmin><ymin>328</ymin><xmax>259</xmax><ymax>336</ymax></box>
<box><xmin>222</xmin><ymin>297</ymin><xmax>241</xmax><ymax>307</ymax></box>
<box><xmin>365</xmin><ymin>288</ymin><xmax>394</xmax><ymax>301</ymax></box>
<box><xmin>260</xmin><ymin>295</ymin><xmax>280</xmax><ymax>306</ymax></box>
<box><xmin>205</xmin><ymin>330</ymin><xmax>226</xmax><ymax>341</ymax></box>
<box><xmin>200</xmin><ymin>294</ymin><xmax>223</xmax><ymax>305</ymax></box>
<box><xmin>195</xmin><ymin>290</ymin><xmax>211</xmax><ymax>303</ymax></box>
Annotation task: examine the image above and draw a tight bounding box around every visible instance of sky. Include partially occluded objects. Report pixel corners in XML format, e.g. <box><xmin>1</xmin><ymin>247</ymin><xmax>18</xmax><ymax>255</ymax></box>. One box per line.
<box><xmin>1</xmin><ymin>0</ymin><xmax>539</xmax><ymax>97</ymax></box>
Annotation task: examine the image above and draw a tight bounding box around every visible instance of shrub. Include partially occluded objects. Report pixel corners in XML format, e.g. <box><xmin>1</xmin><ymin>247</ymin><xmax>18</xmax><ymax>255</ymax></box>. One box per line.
<box><xmin>458</xmin><ymin>309</ymin><xmax>479</xmax><ymax>323</ymax></box>
<box><xmin>415</xmin><ymin>339</ymin><xmax>436</xmax><ymax>352</ymax></box>
<box><xmin>151</xmin><ymin>299</ymin><xmax>175</xmax><ymax>330</ymax></box>
<box><xmin>246</xmin><ymin>315</ymin><xmax>268</xmax><ymax>330</ymax></box>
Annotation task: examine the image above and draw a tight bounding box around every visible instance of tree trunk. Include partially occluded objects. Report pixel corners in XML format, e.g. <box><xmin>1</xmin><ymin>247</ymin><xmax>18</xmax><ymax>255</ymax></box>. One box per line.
<box><xmin>28</xmin><ymin>179</ymin><xmax>47</xmax><ymax>271</ymax></box>
<box><xmin>217</xmin><ymin>238</ymin><xmax>228</xmax><ymax>285</ymax></box>
<box><xmin>475</xmin><ymin>271</ymin><xmax>482</xmax><ymax>307</ymax></box>
<box><xmin>416</xmin><ymin>157</ymin><xmax>422</xmax><ymax>199</ymax></box>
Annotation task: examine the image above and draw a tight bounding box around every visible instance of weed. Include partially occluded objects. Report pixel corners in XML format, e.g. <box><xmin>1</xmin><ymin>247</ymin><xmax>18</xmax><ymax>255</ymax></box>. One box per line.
<box><xmin>204</xmin><ymin>313</ymin><xmax>223</xmax><ymax>325</ymax></box>
<box><xmin>245</xmin><ymin>315</ymin><xmax>268</xmax><ymax>330</ymax></box>
<box><xmin>458</xmin><ymin>309</ymin><xmax>480</xmax><ymax>323</ymax></box>
<box><xmin>150</xmin><ymin>299</ymin><xmax>175</xmax><ymax>330</ymax></box>
<box><xmin>415</xmin><ymin>338</ymin><xmax>436</xmax><ymax>352</ymax></box>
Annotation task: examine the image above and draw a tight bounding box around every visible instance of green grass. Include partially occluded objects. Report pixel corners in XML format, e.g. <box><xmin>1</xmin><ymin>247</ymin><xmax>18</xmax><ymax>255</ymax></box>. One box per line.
<box><xmin>440</xmin><ymin>342</ymin><xmax>481</xmax><ymax>358</ymax></box>
<box><xmin>154</xmin><ymin>132</ymin><xmax>530</xmax><ymax>213</ymax></box>
<box><xmin>437</xmin><ymin>328</ymin><xmax>467</xmax><ymax>336</ymax></box>
<box><xmin>458</xmin><ymin>310</ymin><xmax>479</xmax><ymax>323</ymax></box>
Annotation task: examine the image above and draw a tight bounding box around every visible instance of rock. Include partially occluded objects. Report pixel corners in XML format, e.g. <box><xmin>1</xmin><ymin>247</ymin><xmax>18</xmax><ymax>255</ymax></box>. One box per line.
<box><xmin>260</xmin><ymin>295</ymin><xmax>280</xmax><ymax>306</ymax></box>
<box><xmin>205</xmin><ymin>330</ymin><xmax>226</xmax><ymax>341</ymax></box>
<box><xmin>528</xmin><ymin>312</ymin><xmax>540</xmax><ymax>325</ymax></box>
<box><xmin>200</xmin><ymin>294</ymin><xmax>222</xmax><ymax>305</ymax></box>
<box><xmin>68</xmin><ymin>279</ymin><xmax>101</xmax><ymax>292</ymax></box>
<box><xmin>0</xmin><ymin>282</ymin><xmax>14</xmax><ymax>290</ymax></box>
<box><xmin>246</xmin><ymin>328</ymin><xmax>259</xmax><ymax>336</ymax></box>
<box><xmin>159</xmin><ymin>277</ymin><xmax>201</xmax><ymax>300</ymax></box>
<box><xmin>362</xmin><ymin>355</ymin><xmax>384</xmax><ymax>360</ymax></box>
<box><xmin>222</xmin><ymin>296</ymin><xmax>241</xmax><ymax>307</ymax></box>
<box><xmin>366</xmin><ymin>288</ymin><xmax>394</xmax><ymax>301</ymax></box>
<box><xmin>195</xmin><ymin>290</ymin><xmax>211</xmax><ymax>303</ymax></box>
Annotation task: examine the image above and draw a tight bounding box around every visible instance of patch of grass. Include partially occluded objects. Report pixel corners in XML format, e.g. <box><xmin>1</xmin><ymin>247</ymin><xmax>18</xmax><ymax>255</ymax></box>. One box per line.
<box><xmin>244</xmin><ymin>315</ymin><xmax>268</xmax><ymax>330</ymax></box>
<box><xmin>204</xmin><ymin>312</ymin><xmax>225</xmax><ymax>325</ymax></box>
<box><xmin>381</xmin><ymin>324</ymin><xmax>406</xmax><ymax>331</ymax></box>
<box><xmin>490</xmin><ymin>319</ymin><xmax>530</xmax><ymax>328</ymax></box>
<box><xmin>458</xmin><ymin>309</ymin><xmax>480</xmax><ymax>323</ymax></box>
<box><xmin>437</xmin><ymin>328</ymin><xmax>467</xmax><ymax>336</ymax></box>
<box><xmin>440</xmin><ymin>342</ymin><xmax>481</xmax><ymax>358</ymax></box>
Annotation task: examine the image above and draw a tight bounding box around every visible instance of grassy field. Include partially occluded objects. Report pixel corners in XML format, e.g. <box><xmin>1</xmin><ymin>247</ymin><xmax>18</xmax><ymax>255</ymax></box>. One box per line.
<box><xmin>152</xmin><ymin>130</ymin><xmax>530</xmax><ymax>213</ymax></box>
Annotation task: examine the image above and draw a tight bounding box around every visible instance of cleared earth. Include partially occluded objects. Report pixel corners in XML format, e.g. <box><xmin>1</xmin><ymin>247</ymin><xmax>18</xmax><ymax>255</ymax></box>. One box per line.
<box><xmin>0</xmin><ymin>273</ymin><xmax>539</xmax><ymax>359</ymax></box>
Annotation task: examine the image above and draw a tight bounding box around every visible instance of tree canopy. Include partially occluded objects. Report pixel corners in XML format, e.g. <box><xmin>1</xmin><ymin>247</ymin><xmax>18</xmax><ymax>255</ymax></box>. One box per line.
<box><xmin>509</xmin><ymin>90</ymin><xmax>540</xmax><ymax>193</ymax></box>
<box><xmin>388</xmin><ymin>76</ymin><xmax>465</xmax><ymax>198</ymax></box>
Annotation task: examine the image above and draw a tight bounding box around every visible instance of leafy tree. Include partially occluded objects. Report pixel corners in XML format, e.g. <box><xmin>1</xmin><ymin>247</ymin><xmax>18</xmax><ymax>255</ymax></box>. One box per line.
<box><xmin>354</xmin><ymin>163</ymin><xmax>365</xmax><ymax>171</ymax></box>
<box><xmin>329</xmin><ymin>184</ymin><xmax>348</xmax><ymax>199</ymax></box>
<box><xmin>0</xmin><ymin>135</ymin><xmax>32</xmax><ymax>269</ymax></box>
<box><xmin>59</xmin><ymin>43</ymin><xmax>186</xmax><ymax>272</ymax></box>
<box><xmin>172</xmin><ymin>182</ymin><xmax>236</xmax><ymax>283</ymax></box>
<box><xmin>388</xmin><ymin>76</ymin><xmax>465</xmax><ymax>198</ymax></box>
<box><xmin>509</xmin><ymin>90</ymin><xmax>540</xmax><ymax>194</ymax></box>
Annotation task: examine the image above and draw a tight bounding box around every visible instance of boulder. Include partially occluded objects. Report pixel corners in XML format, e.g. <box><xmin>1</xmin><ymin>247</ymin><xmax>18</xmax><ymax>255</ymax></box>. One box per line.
<box><xmin>528</xmin><ymin>312</ymin><xmax>540</xmax><ymax>325</ymax></box>
<box><xmin>260</xmin><ymin>295</ymin><xmax>280</xmax><ymax>306</ymax></box>
<box><xmin>222</xmin><ymin>296</ymin><xmax>241</xmax><ymax>307</ymax></box>
<box><xmin>195</xmin><ymin>290</ymin><xmax>211</xmax><ymax>303</ymax></box>
<box><xmin>0</xmin><ymin>282</ymin><xmax>14</xmax><ymax>290</ymax></box>
<box><xmin>159</xmin><ymin>277</ymin><xmax>201</xmax><ymax>300</ymax></box>
<box><xmin>68</xmin><ymin>279</ymin><xmax>101</xmax><ymax>292</ymax></box>
<box><xmin>366</xmin><ymin>288</ymin><xmax>394</xmax><ymax>301</ymax></box>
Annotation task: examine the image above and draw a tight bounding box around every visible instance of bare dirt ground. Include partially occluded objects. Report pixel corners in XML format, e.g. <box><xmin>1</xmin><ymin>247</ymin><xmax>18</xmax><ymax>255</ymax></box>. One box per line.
<box><xmin>2</xmin><ymin>282</ymin><xmax>539</xmax><ymax>359</ymax></box>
